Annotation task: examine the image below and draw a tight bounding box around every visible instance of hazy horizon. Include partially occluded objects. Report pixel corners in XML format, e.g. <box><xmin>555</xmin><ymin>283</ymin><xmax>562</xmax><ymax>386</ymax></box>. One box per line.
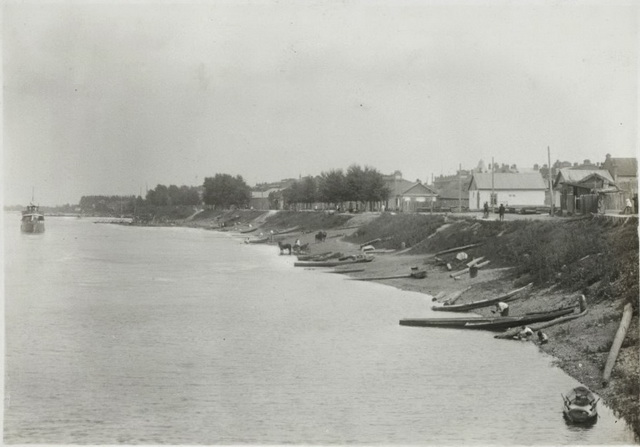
<box><xmin>3</xmin><ymin>0</ymin><xmax>638</xmax><ymax>207</ymax></box>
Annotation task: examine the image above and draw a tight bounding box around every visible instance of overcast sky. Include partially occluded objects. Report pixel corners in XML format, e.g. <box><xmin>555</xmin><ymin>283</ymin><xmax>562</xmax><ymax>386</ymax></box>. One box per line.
<box><xmin>2</xmin><ymin>0</ymin><xmax>638</xmax><ymax>206</ymax></box>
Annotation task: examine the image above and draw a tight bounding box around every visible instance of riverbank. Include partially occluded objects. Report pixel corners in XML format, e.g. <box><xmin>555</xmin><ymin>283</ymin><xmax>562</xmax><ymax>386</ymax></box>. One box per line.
<box><xmin>186</xmin><ymin>209</ymin><xmax>638</xmax><ymax>437</ymax></box>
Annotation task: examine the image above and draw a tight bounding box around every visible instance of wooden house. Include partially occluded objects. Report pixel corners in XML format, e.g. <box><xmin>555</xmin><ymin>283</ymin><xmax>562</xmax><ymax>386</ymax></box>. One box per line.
<box><xmin>467</xmin><ymin>173</ymin><xmax>547</xmax><ymax>210</ymax></box>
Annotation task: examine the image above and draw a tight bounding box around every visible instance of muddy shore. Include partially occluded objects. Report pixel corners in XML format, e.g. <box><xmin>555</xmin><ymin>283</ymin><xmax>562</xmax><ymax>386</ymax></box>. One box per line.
<box><xmin>185</xmin><ymin>211</ymin><xmax>639</xmax><ymax>438</ymax></box>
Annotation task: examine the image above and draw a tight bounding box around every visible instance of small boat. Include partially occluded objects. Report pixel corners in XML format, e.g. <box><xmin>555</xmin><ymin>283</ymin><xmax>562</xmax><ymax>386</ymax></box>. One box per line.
<box><xmin>294</xmin><ymin>255</ymin><xmax>374</xmax><ymax>268</ymax></box>
<box><xmin>21</xmin><ymin>204</ymin><xmax>45</xmax><ymax>233</ymax></box>
<box><xmin>562</xmin><ymin>386</ymin><xmax>599</xmax><ymax>424</ymax></box>
<box><xmin>400</xmin><ymin>307</ymin><xmax>575</xmax><ymax>330</ymax></box>
<box><xmin>431</xmin><ymin>283</ymin><xmax>532</xmax><ymax>312</ymax></box>
<box><xmin>244</xmin><ymin>236</ymin><xmax>270</xmax><ymax>244</ymax></box>
<box><xmin>239</xmin><ymin>227</ymin><xmax>258</xmax><ymax>234</ymax></box>
<box><xmin>276</xmin><ymin>226</ymin><xmax>301</xmax><ymax>235</ymax></box>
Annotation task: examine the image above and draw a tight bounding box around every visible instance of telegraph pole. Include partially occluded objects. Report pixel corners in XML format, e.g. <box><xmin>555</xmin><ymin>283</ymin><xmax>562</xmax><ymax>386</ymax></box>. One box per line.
<box><xmin>491</xmin><ymin>157</ymin><xmax>495</xmax><ymax>213</ymax></box>
<box><xmin>458</xmin><ymin>164</ymin><xmax>462</xmax><ymax>213</ymax></box>
<box><xmin>548</xmin><ymin>146</ymin><xmax>554</xmax><ymax>216</ymax></box>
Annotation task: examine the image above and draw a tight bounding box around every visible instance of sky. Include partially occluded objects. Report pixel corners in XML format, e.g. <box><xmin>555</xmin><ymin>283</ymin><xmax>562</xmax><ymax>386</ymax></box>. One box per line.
<box><xmin>2</xmin><ymin>0</ymin><xmax>638</xmax><ymax>206</ymax></box>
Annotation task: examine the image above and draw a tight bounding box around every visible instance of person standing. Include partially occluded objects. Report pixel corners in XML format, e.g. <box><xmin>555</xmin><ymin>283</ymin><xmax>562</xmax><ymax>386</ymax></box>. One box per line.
<box><xmin>483</xmin><ymin>202</ymin><xmax>489</xmax><ymax>218</ymax></box>
<box><xmin>499</xmin><ymin>204</ymin><xmax>505</xmax><ymax>221</ymax></box>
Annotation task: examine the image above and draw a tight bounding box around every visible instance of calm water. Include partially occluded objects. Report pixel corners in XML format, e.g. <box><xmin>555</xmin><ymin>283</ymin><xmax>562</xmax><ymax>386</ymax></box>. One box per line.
<box><xmin>3</xmin><ymin>215</ymin><xmax>635</xmax><ymax>444</ymax></box>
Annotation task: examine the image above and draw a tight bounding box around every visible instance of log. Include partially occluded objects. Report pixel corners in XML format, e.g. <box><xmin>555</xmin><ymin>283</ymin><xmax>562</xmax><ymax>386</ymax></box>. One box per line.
<box><xmin>602</xmin><ymin>302</ymin><xmax>634</xmax><ymax>386</ymax></box>
<box><xmin>466</xmin><ymin>257</ymin><xmax>486</xmax><ymax>268</ymax></box>
<box><xmin>444</xmin><ymin>286</ymin><xmax>473</xmax><ymax>305</ymax></box>
<box><xmin>434</xmin><ymin>243</ymin><xmax>483</xmax><ymax>257</ymax></box>
<box><xmin>451</xmin><ymin>260</ymin><xmax>491</xmax><ymax>278</ymax></box>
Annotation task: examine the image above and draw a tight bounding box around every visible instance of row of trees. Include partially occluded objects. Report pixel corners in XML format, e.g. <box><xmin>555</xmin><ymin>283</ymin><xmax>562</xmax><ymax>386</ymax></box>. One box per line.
<box><xmin>79</xmin><ymin>165</ymin><xmax>390</xmax><ymax>214</ymax></box>
<box><xmin>279</xmin><ymin>165</ymin><xmax>390</xmax><ymax>211</ymax></box>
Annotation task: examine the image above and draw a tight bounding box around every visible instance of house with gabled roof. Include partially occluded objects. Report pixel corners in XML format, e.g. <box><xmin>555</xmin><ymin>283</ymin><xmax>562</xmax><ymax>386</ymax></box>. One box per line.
<box><xmin>602</xmin><ymin>154</ymin><xmax>637</xmax><ymax>194</ymax></box>
<box><xmin>467</xmin><ymin>173</ymin><xmax>547</xmax><ymax>210</ymax></box>
<box><xmin>383</xmin><ymin>171</ymin><xmax>438</xmax><ymax>212</ymax></box>
<box><xmin>553</xmin><ymin>168</ymin><xmax>617</xmax><ymax>214</ymax></box>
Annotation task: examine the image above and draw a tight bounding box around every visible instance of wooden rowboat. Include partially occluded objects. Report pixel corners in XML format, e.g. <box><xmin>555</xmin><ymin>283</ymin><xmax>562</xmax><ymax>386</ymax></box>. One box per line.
<box><xmin>400</xmin><ymin>307</ymin><xmax>575</xmax><ymax>331</ymax></box>
<box><xmin>294</xmin><ymin>255</ymin><xmax>374</xmax><ymax>268</ymax></box>
<box><xmin>562</xmin><ymin>386</ymin><xmax>598</xmax><ymax>424</ymax></box>
<box><xmin>431</xmin><ymin>283</ymin><xmax>532</xmax><ymax>312</ymax></box>
<box><xmin>244</xmin><ymin>236</ymin><xmax>270</xmax><ymax>244</ymax></box>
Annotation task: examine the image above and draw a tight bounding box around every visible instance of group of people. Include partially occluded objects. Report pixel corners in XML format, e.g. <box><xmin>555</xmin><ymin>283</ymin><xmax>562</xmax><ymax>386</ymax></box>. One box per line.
<box><xmin>493</xmin><ymin>301</ymin><xmax>549</xmax><ymax>344</ymax></box>
<box><xmin>483</xmin><ymin>202</ymin><xmax>506</xmax><ymax>221</ymax></box>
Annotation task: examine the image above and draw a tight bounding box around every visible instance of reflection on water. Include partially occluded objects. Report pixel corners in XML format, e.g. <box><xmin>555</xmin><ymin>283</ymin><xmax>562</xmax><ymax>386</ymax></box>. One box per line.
<box><xmin>3</xmin><ymin>216</ymin><xmax>635</xmax><ymax>444</ymax></box>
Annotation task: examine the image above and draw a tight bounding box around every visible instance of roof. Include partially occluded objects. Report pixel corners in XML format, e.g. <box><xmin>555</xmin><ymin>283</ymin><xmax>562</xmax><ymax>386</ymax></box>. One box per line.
<box><xmin>553</xmin><ymin>169</ymin><xmax>614</xmax><ymax>188</ymax></box>
<box><xmin>384</xmin><ymin>177</ymin><xmax>418</xmax><ymax>196</ymax></box>
<box><xmin>602</xmin><ymin>157</ymin><xmax>638</xmax><ymax>177</ymax></box>
<box><xmin>401</xmin><ymin>182</ymin><xmax>438</xmax><ymax>197</ymax></box>
<box><xmin>469</xmin><ymin>173</ymin><xmax>547</xmax><ymax>191</ymax></box>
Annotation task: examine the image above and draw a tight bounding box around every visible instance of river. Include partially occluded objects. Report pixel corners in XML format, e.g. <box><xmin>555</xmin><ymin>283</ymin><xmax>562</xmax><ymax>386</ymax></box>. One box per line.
<box><xmin>3</xmin><ymin>215</ymin><xmax>635</xmax><ymax>444</ymax></box>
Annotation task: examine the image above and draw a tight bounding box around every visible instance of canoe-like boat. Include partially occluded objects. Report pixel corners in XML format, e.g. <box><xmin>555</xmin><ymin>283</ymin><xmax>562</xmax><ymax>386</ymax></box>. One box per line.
<box><xmin>239</xmin><ymin>227</ymin><xmax>258</xmax><ymax>234</ymax></box>
<box><xmin>562</xmin><ymin>386</ymin><xmax>598</xmax><ymax>424</ymax></box>
<box><xmin>294</xmin><ymin>255</ymin><xmax>374</xmax><ymax>268</ymax></box>
<box><xmin>400</xmin><ymin>307</ymin><xmax>575</xmax><ymax>330</ymax></box>
<box><xmin>276</xmin><ymin>226</ymin><xmax>301</xmax><ymax>235</ymax></box>
<box><xmin>244</xmin><ymin>236</ymin><xmax>270</xmax><ymax>244</ymax></box>
<box><xmin>21</xmin><ymin>204</ymin><xmax>45</xmax><ymax>233</ymax></box>
<box><xmin>431</xmin><ymin>283</ymin><xmax>532</xmax><ymax>312</ymax></box>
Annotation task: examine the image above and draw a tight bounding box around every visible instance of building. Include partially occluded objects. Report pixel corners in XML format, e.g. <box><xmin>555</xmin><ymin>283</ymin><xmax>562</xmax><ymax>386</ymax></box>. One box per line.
<box><xmin>432</xmin><ymin>171</ymin><xmax>471</xmax><ymax>211</ymax></box>
<box><xmin>249</xmin><ymin>179</ymin><xmax>296</xmax><ymax>210</ymax></box>
<box><xmin>383</xmin><ymin>171</ymin><xmax>438</xmax><ymax>212</ymax></box>
<box><xmin>467</xmin><ymin>173</ymin><xmax>547</xmax><ymax>210</ymax></box>
<box><xmin>553</xmin><ymin>169</ymin><xmax>617</xmax><ymax>214</ymax></box>
<box><xmin>602</xmin><ymin>154</ymin><xmax>637</xmax><ymax>195</ymax></box>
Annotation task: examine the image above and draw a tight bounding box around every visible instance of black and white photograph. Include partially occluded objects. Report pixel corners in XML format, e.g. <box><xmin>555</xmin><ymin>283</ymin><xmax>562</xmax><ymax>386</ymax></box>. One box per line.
<box><xmin>3</xmin><ymin>0</ymin><xmax>638</xmax><ymax>444</ymax></box>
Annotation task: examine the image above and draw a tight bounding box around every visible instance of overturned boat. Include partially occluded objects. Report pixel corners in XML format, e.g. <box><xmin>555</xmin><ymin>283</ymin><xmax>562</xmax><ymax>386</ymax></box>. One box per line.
<box><xmin>562</xmin><ymin>386</ymin><xmax>598</xmax><ymax>424</ymax></box>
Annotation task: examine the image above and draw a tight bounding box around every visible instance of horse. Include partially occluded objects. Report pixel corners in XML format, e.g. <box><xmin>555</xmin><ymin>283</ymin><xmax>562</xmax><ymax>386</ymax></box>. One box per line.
<box><xmin>278</xmin><ymin>241</ymin><xmax>292</xmax><ymax>255</ymax></box>
<box><xmin>315</xmin><ymin>231</ymin><xmax>327</xmax><ymax>242</ymax></box>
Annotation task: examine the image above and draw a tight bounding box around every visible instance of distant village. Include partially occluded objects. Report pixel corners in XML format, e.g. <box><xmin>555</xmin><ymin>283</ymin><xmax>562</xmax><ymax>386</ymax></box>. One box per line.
<box><xmin>251</xmin><ymin>153</ymin><xmax>637</xmax><ymax>215</ymax></box>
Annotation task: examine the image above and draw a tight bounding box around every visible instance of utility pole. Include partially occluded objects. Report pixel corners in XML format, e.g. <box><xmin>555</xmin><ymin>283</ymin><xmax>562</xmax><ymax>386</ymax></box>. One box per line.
<box><xmin>548</xmin><ymin>146</ymin><xmax>554</xmax><ymax>216</ymax></box>
<box><xmin>458</xmin><ymin>164</ymin><xmax>462</xmax><ymax>213</ymax></box>
<box><xmin>491</xmin><ymin>157</ymin><xmax>495</xmax><ymax>213</ymax></box>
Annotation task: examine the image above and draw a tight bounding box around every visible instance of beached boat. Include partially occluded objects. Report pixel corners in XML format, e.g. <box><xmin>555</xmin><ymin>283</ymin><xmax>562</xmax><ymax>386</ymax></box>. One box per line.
<box><xmin>21</xmin><ymin>204</ymin><xmax>45</xmax><ymax>233</ymax></box>
<box><xmin>244</xmin><ymin>236</ymin><xmax>270</xmax><ymax>244</ymax></box>
<box><xmin>562</xmin><ymin>386</ymin><xmax>599</xmax><ymax>424</ymax></box>
<box><xmin>294</xmin><ymin>255</ymin><xmax>374</xmax><ymax>268</ymax></box>
<box><xmin>431</xmin><ymin>283</ymin><xmax>532</xmax><ymax>312</ymax></box>
<box><xmin>400</xmin><ymin>307</ymin><xmax>575</xmax><ymax>330</ymax></box>
<box><xmin>239</xmin><ymin>227</ymin><xmax>258</xmax><ymax>234</ymax></box>
<box><xmin>276</xmin><ymin>226</ymin><xmax>301</xmax><ymax>235</ymax></box>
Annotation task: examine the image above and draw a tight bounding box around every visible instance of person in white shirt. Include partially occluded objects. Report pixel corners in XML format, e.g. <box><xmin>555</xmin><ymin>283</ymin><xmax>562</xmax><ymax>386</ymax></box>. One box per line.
<box><xmin>494</xmin><ymin>302</ymin><xmax>509</xmax><ymax>316</ymax></box>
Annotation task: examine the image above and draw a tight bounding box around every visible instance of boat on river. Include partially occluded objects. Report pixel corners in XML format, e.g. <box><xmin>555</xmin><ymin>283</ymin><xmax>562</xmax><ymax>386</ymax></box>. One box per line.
<box><xmin>400</xmin><ymin>307</ymin><xmax>575</xmax><ymax>331</ymax></box>
<box><xmin>21</xmin><ymin>204</ymin><xmax>45</xmax><ymax>233</ymax></box>
<box><xmin>294</xmin><ymin>255</ymin><xmax>374</xmax><ymax>268</ymax></box>
<box><xmin>431</xmin><ymin>283</ymin><xmax>532</xmax><ymax>312</ymax></box>
<box><xmin>562</xmin><ymin>386</ymin><xmax>599</xmax><ymax>424</ymax></box>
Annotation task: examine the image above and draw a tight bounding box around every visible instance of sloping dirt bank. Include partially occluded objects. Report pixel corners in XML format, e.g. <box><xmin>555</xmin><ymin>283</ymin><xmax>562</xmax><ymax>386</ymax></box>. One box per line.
<box><xmin>189</xmin><ymin>210</ymin><xmax>639</xmax><ymax>437</ymax></box>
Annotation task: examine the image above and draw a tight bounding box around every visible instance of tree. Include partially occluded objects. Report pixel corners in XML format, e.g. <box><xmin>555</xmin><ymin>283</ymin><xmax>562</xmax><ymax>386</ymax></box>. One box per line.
<box><xmin>318</xmin><ymin>169</ymin><xmax>346</xmax><ymax>206</ymax></box>
<box><xmin>203</xmin><ymin>174</ymin><xmax>251</xmax><ymax>209</ymax></box>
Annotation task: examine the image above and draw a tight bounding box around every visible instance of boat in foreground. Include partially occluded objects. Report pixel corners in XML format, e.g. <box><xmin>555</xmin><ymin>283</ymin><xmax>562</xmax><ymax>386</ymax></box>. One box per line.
<box><xmin>400</xmin><ymin>307</ymin><xmax>575</xmax><ymax>331</ymax></box>
<box><xmin>294</xmin><ymin>255</ymin><xmax>374</xmax><ymax>268</ymax></box>
<box><xmin>431</xmin><ymin>283</ymin><xmax>533</xmax><ymax>312</ymax></box>
<box><xmin>21</xmin><ymin>204</ymin><xmax>45</xmax><ymax>233</ymax></box>
<box><xmin>562</xmin><ymin>386</ymin><xmax>598</xmax><ymax>424</ymax></box>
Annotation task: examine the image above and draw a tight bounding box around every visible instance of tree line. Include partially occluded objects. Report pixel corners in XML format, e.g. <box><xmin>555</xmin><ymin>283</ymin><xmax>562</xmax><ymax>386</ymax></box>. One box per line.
<box><xmin>79</xmin><ymin>164</ymin><xmax>390</xmax><ymax>214</ymax></box>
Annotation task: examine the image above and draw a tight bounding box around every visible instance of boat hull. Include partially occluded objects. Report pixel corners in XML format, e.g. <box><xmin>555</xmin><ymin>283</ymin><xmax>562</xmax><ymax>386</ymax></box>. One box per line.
<box><xmin>562</xmin><ymin>386</ymin><xmax>598</xmax><ymax>424</ymax></box>
<box><xmin>294</xmin><ymin>257</ymin><xmax>373</xmax><ymax>268</ymax></box>
<box><xmin>400</xmin><ymin>307</ymin><xmax>575</xmax><ymax>331</ymax></box>
<box><xmin>21</xmin><ymin>221</ymin><xmax>45</xmax><ymax>233</ymax></box>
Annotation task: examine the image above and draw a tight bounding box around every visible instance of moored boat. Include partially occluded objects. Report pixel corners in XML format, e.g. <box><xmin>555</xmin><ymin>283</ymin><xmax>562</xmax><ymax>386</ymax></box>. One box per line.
<box><xmin>562</xmin><ymin>386</ymin><xmax>599</xmax><ymax>424</ymax></box>
<box><xmin>21</xmin><ymin>204</ymin><xmax>45</xmax><ymax>233</ymax></box>
<box><xmin>244</xmin><ymin>236</ymin><xmax>270</xmax><ymax>244</ymax></box>
<box><xmin>400</xmin><ymin>307</ymin><xmax>575</xmax><ymax>330</ymax></box>
<box><xmin>294</xmin><ymin>255</ymin><xmax>374</xmax><ymax>268</ymax></box>
<box><xmin>431</xmin><ymin>283</ymin><xmax>532</xmax><ymax>312</ymax></box>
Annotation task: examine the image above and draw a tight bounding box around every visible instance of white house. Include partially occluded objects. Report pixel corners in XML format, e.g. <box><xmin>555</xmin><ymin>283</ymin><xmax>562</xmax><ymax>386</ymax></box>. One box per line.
<box><xmin>468</xmin><ymin>173</ymin><xmax>547</xmax><ymax>210</ymax></box>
